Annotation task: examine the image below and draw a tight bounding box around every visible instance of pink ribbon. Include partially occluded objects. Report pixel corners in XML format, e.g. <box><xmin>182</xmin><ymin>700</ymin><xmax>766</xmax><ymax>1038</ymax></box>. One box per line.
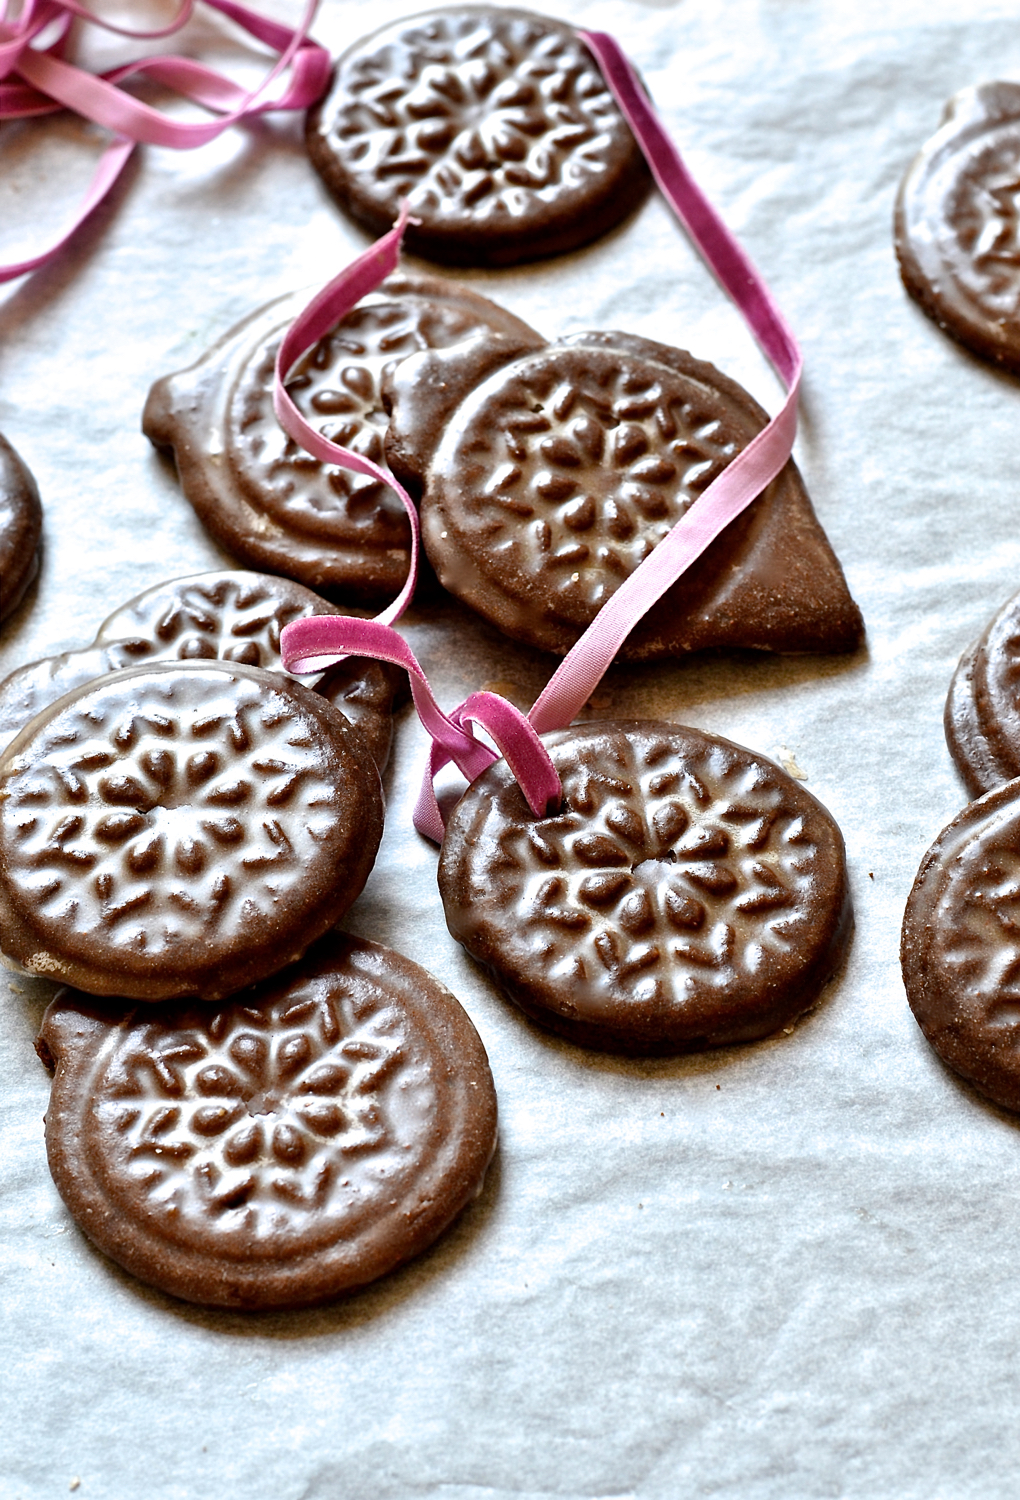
<box><xmin>1</xmin><ymin>0</ymin><xmax>330</xmax><ymax>282</ymax></box>
<box><xmin>279</xmin><ymin>28</ymin><xmax>802</xmax><ymax>841</ymax></box>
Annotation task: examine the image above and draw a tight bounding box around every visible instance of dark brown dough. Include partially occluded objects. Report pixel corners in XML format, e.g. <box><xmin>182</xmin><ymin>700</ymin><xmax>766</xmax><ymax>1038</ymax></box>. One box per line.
<box><xmin>902</xmin><ymin>780</ymin><xmax>1020</xmax><ymax>1112</ymax></box>
<box><xmin>945</xmin><ymin>588</ymin><xmax>1020</xmax><ymax>798</ymax></box>
<box><xmin>143</xmin><ymin>274</ymin><xmax>541</xmax><ymax>601</ymax></box>
<box><xmin>438</xmin><ymin>719</ymin><xmax>853</xmax><ymax>1052</ymax></box>
<box><xmin>0</xmin><ymin>661</ymin><xmax>383</xmax><ymax>1001</ymax></box>
<box><xmin>895</xmin><ymin>82</ymin><xmax>1020</xmax><ymax>372</ymax></box>
<box><xmin>305</xmin><ymin>6</ymin><xmax>651</xmax><ymax>266</ymax></box>
<box><xmin>37</xmin><ymin>932</ymin><xmax>498</xmax><ymax>1308</ymax></box>
<box><xmin>0</xmin><ymin>432</ymin><xmax>42</xmax><ymax>623</ymax></box>
<box><xmin>386</xmin><ymin>328</ymin><xmax>864</xmax><ymax>660</ymax></box>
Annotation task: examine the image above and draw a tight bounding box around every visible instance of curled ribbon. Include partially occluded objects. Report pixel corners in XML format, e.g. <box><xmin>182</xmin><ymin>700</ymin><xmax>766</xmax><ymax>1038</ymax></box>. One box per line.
<box><xmin>0</xmin><ymin>0</ymin><xmax>330</xmax><ymax>282</ymax></box>
<box><xmin>278</xmin><ymin>28</ymin><xmax>803</xmax><ymax>842</ymax></box>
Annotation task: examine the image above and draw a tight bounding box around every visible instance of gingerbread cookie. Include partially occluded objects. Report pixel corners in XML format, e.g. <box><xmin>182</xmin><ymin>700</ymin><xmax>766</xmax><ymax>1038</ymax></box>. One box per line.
<box><xmin>386</xmin><ymin>328</ymin><xmax>864</xmax><ymax>660</ymax></box>
<box><xmin>143</xmin><ymin>274</ymin><xmax>541</xmax><ymax>601</ymax></box>
<box><xmin>895</xmin><ymin>82</ymin><xmax>1020</xmax><ymax>372</ymax></box>
<box><xmin>0</xmin><ymin>661</ymin><xmax>383</xmax><ymax>1000</ymax></box>
<box><xmin>438</xmin><ymin>720</ymin><xmax>852</xmax><ymax>1052</ymax></box>
<box><xmin>0</xmin><ymin>432</ymin><xmax>42</xmax><ymax>623</ymax></box>
<box><xmin>945</xmin><ymin>588</ymin><xmax>1020</xmax><ymax>798</ymax></box>
<box><xmin>902</xmin><ymin>781</ymin><xmax>1020</xmax><ymax>1112</ymax></box>
<box><xmin>0</xmin><ymin>570</ymin><xmax>401</xmax><ymax>770</ymax></box>
<box><xmin>36</xmin><ymin>932</ymin><xmax>498</xmax><ymax>1308</ymax></box>
<box><xmin>306</xmin><ymin>7</ymin><xmax>650</xmax><ymax>266</ymax></box>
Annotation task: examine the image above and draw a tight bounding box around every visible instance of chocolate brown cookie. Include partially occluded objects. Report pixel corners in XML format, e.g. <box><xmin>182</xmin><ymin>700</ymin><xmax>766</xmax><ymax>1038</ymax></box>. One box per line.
<box><xmin>143</xmin><ymin>274</ymin><xmax>541</xmax><ymax>601</ymax></box>
<box><xmin>0</xmin><ymin>661</ymin><xmax>383</xmax><ymax>1000</ymax></box>
<box><xmin>36</xmin><ymin>932</ymin><xmax>498</xmax><ymax>1308</ymax></box>
<box><xmin>0</xmin><ymin>570</ymin><xmax>401</xmax><ymax>770</ymax></box>
<box><xmin>901</xmin><ymin>781</ymin><xmax>1020</xmax><ymax>1112</ymax></box>
<box><xmin>386</xmin><ymin>329</ymin><xmax>864</xmax><ymax>660</ymax></box>
<box><xmin>895</xmin><ymin>82</ymin><xmax>1020</xmax><ymax>372</ymax></box>
<box><xmin>945</xmin><ymin>589</ymin><xmax>1020</xmax><ymax>797</ymax></box>
<box><xmin>305</xmin><ymin>7</ymin><xmax>650</xmax><ymax>266</ymax></box>
<box><xmin>0</xmin><ymin>432</ymin><xmax>42</xmax><ymax>623</ymax></box>
<box><xmin>438</xmin><ymin>720</ymin><xmax>853</xmax><ymax>1052</ymax></box>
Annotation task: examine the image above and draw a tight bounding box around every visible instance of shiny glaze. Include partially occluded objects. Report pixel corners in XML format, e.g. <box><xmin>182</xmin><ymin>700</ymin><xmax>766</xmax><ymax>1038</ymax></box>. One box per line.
<box><xmin>306</xmin><ymin>6</ymin><xmax>649</xmax><ymax>265</ymax></box>
<box><xmin>439</xmin><ymin>720</ymin><xmax>852</xmax><ymax>1051</ymax></box>
<box><xmin>895</xmin><ymin>82</ymin><xmax>1020</xmax><ymax>371</ymax></box>
<box><xmin>902</xmin><ymin>781</ymin><xmax>1020</xmax><ymax>1112</ymax></box>
<box><xmin>39</xmin><ymin>933</ymin><xmax>498</xmax><ymax>1306</ymax></box>
<box><xmin>945</xmin><ymin>588</ymin><xmax>1020</xmax><ymax>796</ymax></box>
<box><xmin>0</xmin><ymin>661</ymin><xmax>382</xmax><ymax>999</ymax></box>
<box><xmin>143</xmin><ymin>274</ymin><xmax>540</xmax><ymax>599</ymax></box>
<box><xmin>388</xmin><ymin>328</ymin><xmax>864</xmax><ymax>659</ymax></box>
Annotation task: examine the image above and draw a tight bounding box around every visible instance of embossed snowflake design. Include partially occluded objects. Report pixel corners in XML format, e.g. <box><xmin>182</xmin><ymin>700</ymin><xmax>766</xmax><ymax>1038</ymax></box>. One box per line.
<box><xmin>933</xmin><ymin>819</ymin><xmax>1020</xmax><ymax>1029</ymax></box>
<box><xmin>326</xmin><ymin>14</ymin><xmax>629</xmax><ymax>221</ymax></box>
<box><xmin>92</xmin><ymin>984</ymin><xmax>425</xmax><ymax>1246</ymax></box>
<box><xmin>228</xmin><ymin>300</ymin><xmax>486</xmax><ymax>539</ymax></box>
<box><xmin>486</xmin><ymin>733</ymin><xmax>822</xmax><ymax>1004</ymax></box>
<box><xmin>98</xmin><ymin>575</ymin><xmax>328</xmax><ymax>670</ymax></box>
<box><xmin>950</xmin><ymin>131</ymin><xmax>1020</xmax><ymax>316</ymax></box>
<box><xmin>443</xmin><ymin>350</ymin><xmax>740</xmax><ymax>614</ymax></box>
<box><xmin>2</xmin><ymin>673</ymin><xmax>341</xmax><ymax>956</ymax></box>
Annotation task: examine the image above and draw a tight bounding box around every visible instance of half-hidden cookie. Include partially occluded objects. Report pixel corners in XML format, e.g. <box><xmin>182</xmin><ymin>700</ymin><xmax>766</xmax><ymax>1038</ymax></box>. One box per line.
<box><xmin>901</xmin><ymin>780</ymin><xmax>1020</xmax><ymax>1112</ymax></box>
<box><xmin>0</xmin><ymin>661</ymin><xmax>383</xmax><ymax>1001</ymax></box>
<box><xmin>385</xmin><ymin>328</ymin><xmax>864</xmax><ymax>660</ymax></box>
<box><xmin>895</xmin><ymin>82</ymin><xmax>1020</xmax><ymax>372</ymax></box>
<box><xmin>0</xmin><ymin>570</ymin><xmax>401</xmax><ymax>771</ymax></box>
<box><xmin>305</xmin><ymin>6</ymin><xmax>650</xmax><ymax>267</ymax></box>
<box><xmin>944</xmin><ymin>588</ymin><xmax>1020</xmax><ymax>798</ymax></box>
<box><xmin>143</xmin><ymin>274</ymin><xmax>542</xmax><ymax>601</ymax></box>
<box><xmin>0</xmin><ymin>432</ymin><xmax>43</xmax><ymax>623</ymax></box>
<box><xmin>438</xmin><ymin>720</ymin><xmax>853</xmax><ymax>1052</ymax></box>
<box><xmin>36</xmin><ymin>932</ymin><xmax>498</xmax><ymax>1309</ymax></box>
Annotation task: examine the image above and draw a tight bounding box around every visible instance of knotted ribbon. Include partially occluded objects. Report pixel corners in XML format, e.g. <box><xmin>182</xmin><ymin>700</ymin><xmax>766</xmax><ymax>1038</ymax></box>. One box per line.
<box><xmin>1</xmin><ymin>0</ymin><xmax>330</xmax><ymax>282</ymax></box>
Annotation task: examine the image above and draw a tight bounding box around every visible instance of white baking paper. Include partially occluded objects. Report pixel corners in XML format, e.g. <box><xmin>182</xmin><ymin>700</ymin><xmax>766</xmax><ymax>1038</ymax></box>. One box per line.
<box><xmin>3</xmin><ymin>2</ymin><xmax>1020</xmax><ymax>1496</ymax></box>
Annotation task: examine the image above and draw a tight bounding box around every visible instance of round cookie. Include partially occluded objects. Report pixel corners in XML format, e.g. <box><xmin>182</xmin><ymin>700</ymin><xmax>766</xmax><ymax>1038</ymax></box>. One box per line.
<box><xmin>895</xmin><ymin>82</ymin><xmax>1020</xmax><ymax>372</ymax></box>
<box><xmin>305</xmin><ymin>6</ymin><xmax>650</xmax><ymax>267</ymax></box>
<box><xmin>0</xmin><ymin>661</ymin><xmax>383</xmax><ymax>1000</ymax></box>
<box><xmin>945</xmin><ymin>589</ymin><xmax>1020</xmax><ymax>798</ymax></box>
<box><xmin>386</xmin><ymin>328</ymin><xmax>864</xmax><ymax>660</ymax></box>
<box><xmin>36</xmin><ymin>932</ymin><xmax>498</xmax><ymax>1308</ymax></box>
<box><xmin>143</xmin><ymin>274</ymin><xmax>542</xmax><ymax>601</ymax></box>
<box><xmin>0</xmin><ymin>570</ymin><xmax>401</xmax><ymax>770</ymax></box>
<box><xmin>901</xmin><ymin>780</ymin><xmax>1020</xmax><ymax>1112</ymax></box>
<box><xmin>438</xmin><ymin>720</ymin><xmax>853</xmax><ymax>1052</ymax></box>
<box><xmin>0</xmin><ymin>432</ymin><xmax>42</xmax><ymax>623</ymax></box>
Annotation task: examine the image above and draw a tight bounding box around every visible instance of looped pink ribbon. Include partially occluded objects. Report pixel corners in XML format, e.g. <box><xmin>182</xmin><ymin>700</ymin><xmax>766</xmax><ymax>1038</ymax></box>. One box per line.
<box><xmin>1</xmin><ymin>0</ymin><xmax>330</xmax><ymax>283</ymax></box>
<box><xmin>274</xmin><ymin>29</ymin><xmax>803</xmax><ymax>843</ymax></box>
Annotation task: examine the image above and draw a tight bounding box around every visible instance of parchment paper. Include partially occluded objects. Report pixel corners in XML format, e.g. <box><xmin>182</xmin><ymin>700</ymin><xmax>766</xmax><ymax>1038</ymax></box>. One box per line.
<box><xmin>3</xmin><ymin>3</ymin><xmax>1020</xmax><ymax>1496</ymax></box>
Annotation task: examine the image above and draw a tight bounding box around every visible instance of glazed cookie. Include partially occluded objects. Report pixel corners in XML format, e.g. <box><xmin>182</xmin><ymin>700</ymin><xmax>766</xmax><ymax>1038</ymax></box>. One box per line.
<box><xmin>0</xmin><ymin>570</ymin><xmax>402</xmax><ymax>770</ymax></box>
<box><xmin>902</xmin><ymin>780</ymin><xmax>1020</xmax><ymax>1112</ymax></box>
<box><xmin>386</xmin><ymin>329</ymin><xmax>864</xmax><ymax>660</ymax></box>
<box><xmin>0</xmin><ymin>432</ymin><xmax>42</xmax><ymax>623</ymax></box>
<box><xmin>895</xmin><ymin>83</ymin><xmax>1020</xmax><ymax>372</ymax></box>
<box><xmin>945</xmin><ymin>589</ymin><xmax>1020</xmax><ymax>798</ymax></box>
<box><xmin>305</xmin><ymin>6</ymin><xmax>650</xmax><ymax>266</ymax></box>
<box><xmin>438</xmin><ymin>720</ymin><xmax>852</xmax><ymax>1052</ymax></box>
<box><xmin>36</xmin><ymin>932</ymin><xmax>498</xmax><ymax>1308</ymax></box>
<box><xmin>0</xmin><ymin>661</ymin><xmax>383</xmax><ymax>1000</ymax></box>
<box><xmin>143</xmin><ymin>274</ymin><xmax>542</xmax><ymax>601</ymax></box>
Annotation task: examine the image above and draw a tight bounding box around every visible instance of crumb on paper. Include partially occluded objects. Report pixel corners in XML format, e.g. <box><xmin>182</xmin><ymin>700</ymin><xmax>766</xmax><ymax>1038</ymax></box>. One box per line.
<box><xmin>869</xmin><ymin>871</ymin><xmax>875</xmax><ymax>880</ymax></box>
<box><xmin>776</xmin><ymin>745</ymin><xmax>808</xmax><ymax>780</ymax></box>
<box><xmin>69</xmin><ymin>1480</ymin><xmax>80</xmax><ymax>1493</ymax></box>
